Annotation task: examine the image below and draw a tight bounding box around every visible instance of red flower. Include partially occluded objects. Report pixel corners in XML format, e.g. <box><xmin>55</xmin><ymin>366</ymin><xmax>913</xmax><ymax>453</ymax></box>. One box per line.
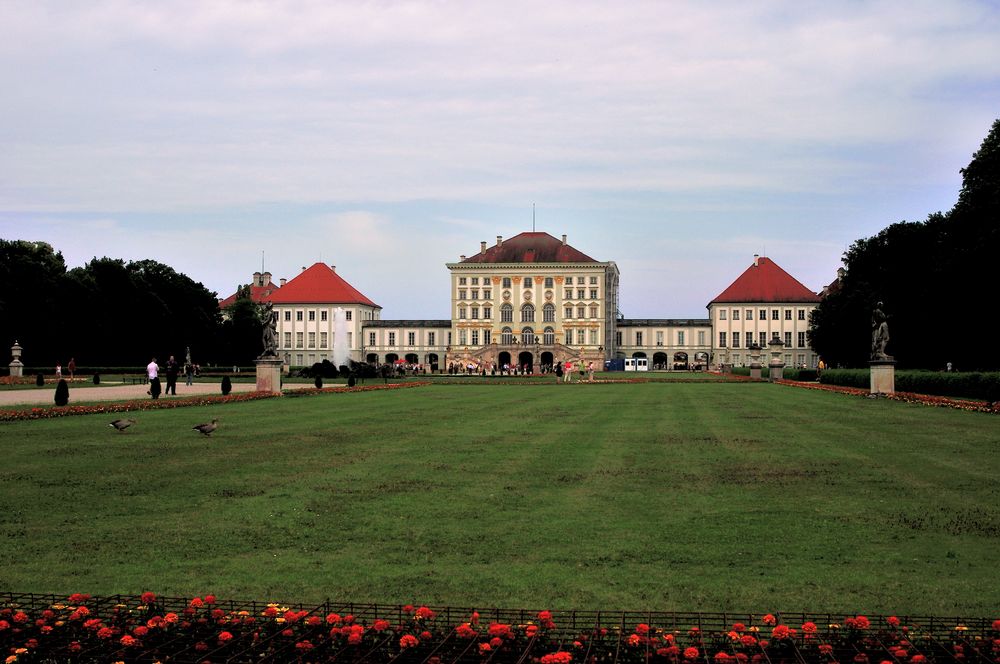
<box><xmin>627</xmin><ymin>634</ymin><xmax>641</xmax><ymax>647</ymax></box>
<box><xmin>420</xmin><ymin>630</ymin><xmax>432</xmax><ymax>640</ymax></box>
<box><xmin>771</xmin><ymin>625</ymin><xmax>793</xmax><ymax>640</ymax></box>
<box><xmin>762</xmin><ymin>614</ymin><xmax>776</xmax><ymax>626</ymax></box>
<box><xmin>415</xmin><ymin>606</ymin><xmax>436</xmax><ymax>620</ymax></box>
<box><xmin>133</xmin><ymin>626</ymin><xmax>149</xmax><ymax>637</ymax></box>
<box><xmin>374</xmin><ymin>619</ymin><xmax>390</xmax><ymax>631</ymax></box>
<box><xmin>715</xmin><ymin>652</ymin><xmax>730</xmax><ymax>662</ymax></box>
<box><xmin>819</xmin><ymin>644</ymin><xmax>834</xmax><ymax>656</ymax></box>
<box><xmin>490</xmin><ymin>637</ymin><xmax>504</xmax><ymax>648</ymax></box>
<box><xmin>219</xmin><ymin>631</ymin><xmax>234</xmax><ymax>642</ymax></box>
<box><xmin>68</xmin><ymin>593</ymin><xmax>91</xmax><ymax>603</ymax></box>
<box><xmin>295</xmin><ymin>640</ymin><xmax>314</xmax><ymax>650</ymax></box>
<box><xmin>488</xmin><ymin>623</ymin><xmax>512</xmax><ymax>638</ymax></box>
<box><xmin>470</xmin><ymin>610</ymin><xmax>480</xmax><ymax>624</ymax></box>
<box><xmin>685</xmin><ymin>647</ymin><xmax>701</xmax><ymax>659</ymax></box>
<box><xmin>348</xmin><ymin>632</ymin><xmax>363</xmax><ymax>645</ymax></box>
<box><xmin>13</xmin><ymin>611</ymin><xmax>29</xmax><ymax>623</ymax></box>
<box><xmin>732</xmin><ymin>622</ymin><xmax>746</xmax><ymax>633</ymax></box>
<box><xmin>741</xmin><ymin>635</ymin><xmax>758</xmax><ymax>647</ymax></box>
<box><xmin>636</xmin><ymin>623</ymin><xmax>651</xmax><ymax>635</ymax></box>
<box><xmin>140</xmin><ymin>592</ymin><xmax>156</xmax><ymax>605</ymax></box>
<box><xmin>97</xmin><ymin>627</ymin><xmax>114</xmax><ymax>639</ymax></box>
<box><xmin>802</xmin><ymin>622</ymin><xmax>817</xmax><ymax>634</ymax></box>
<box><xmin>537</xmin><ymin>610</ymin><xmax>556</xmax><ymax>629</ymax></box>
<box><xmin>326</xmin><ymin>613</ymin><xmax>342</xmax><ymax>624</ymax></box>
<box><xmin>456</xmin><ymin>623</ymin><xmax>478</xmax><ymax>638</ymax></box>
<box><xmin>887</xmin><ymin>616</ymin><xmax>901</xmax><ymax>628</ymax></box>
<box><xmin>402</xmin><ymin>604</ymin><xmax>415</xmax><ymax>614</ymax></box>
<box><xmin>189</xmin><ymin>597</ymin><xmax>204</xmax><ymax>608</ymax></box>
<box><xmin>204</xmin><ymin>594</ymin><xmax>216</xmax><ymax>604</ymax></box>
<box><xmin>400</xmin><ymin>634</ymin><xmax>419</xmax><ymax>648</ymax></box>
<box><xmin>479</xmin><ymin>642</ymin><xmax>492</xmax><ymax>654</ymax></box>
<box><xmin>540</xmin><ymin>653</ymin><xmax>572</xmax><ymax>664</ymax></box>
<box><xmin>120</xmin><ymin>635</ymin><xmax>139</xmax><ymax>647</ymax></box>
<box><xmin>164</xmin><ymin>612</ymin><xmax>179</xmax><ymax>623</ymax></box>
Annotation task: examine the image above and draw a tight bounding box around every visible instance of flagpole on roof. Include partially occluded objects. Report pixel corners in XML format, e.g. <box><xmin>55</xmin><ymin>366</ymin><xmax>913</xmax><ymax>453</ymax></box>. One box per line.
<box><xmin>532</xmin><ymin>203</ymin><xmax>535</xmax><ymax>232</ymax></box>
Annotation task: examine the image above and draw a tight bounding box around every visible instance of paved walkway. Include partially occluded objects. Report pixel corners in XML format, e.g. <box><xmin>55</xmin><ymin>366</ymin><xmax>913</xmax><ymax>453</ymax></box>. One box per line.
<box><xmin>0</xmin><ymin>380</ymin><xmax>311</xmax><ymax>408</ymax></box>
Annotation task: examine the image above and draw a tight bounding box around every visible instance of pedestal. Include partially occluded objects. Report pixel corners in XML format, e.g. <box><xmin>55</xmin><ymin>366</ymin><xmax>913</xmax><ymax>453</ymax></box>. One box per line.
<box><xmin>750</xmin><ymin>364</ymin><xmax>762</xmax><ymax>380</ymax></box>
<box><xmin>255</xmin><ymin>357</ymin><xmax>283</xmax><ymax>394</ymax></box>
<box><xmin>9</xmin><ymin>359</ymin><xmax>23</xmax><ymax>378</ymax></box>
<box><xmin>869</xmin><ymin>360</ymin><xmax>896</xmax><ymax>395</ymax></box>
<box><xmin>768</xmin><ymin>363</ymin><xmax>785</xmax><ymax>382</ymax></box>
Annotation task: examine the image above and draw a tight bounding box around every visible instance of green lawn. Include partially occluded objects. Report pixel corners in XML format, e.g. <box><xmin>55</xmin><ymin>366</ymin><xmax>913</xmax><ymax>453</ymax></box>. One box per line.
<box><xmin>1</xmin><ymin>382</ymin><xmax>998</xmax><ymax>615</ymax></box>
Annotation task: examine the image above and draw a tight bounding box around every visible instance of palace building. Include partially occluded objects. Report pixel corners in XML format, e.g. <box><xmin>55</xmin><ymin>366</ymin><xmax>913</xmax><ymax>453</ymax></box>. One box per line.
<box><xmin>221</xmin><ymin>231</ymin><xmax>822</xmax><ymax>371</ymax></box>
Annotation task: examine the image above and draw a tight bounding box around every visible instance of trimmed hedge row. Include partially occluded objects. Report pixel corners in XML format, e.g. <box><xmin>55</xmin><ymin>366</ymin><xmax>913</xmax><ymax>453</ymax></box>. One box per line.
<box><xmin>731</xmin><ymin>366</ymin><xmax>818</xmax><ymax>381</ymax></box>
<box><xmin>820</xmin><ymin>369</ymin><xmax>1000</xmax><ymax>401</ymax></box>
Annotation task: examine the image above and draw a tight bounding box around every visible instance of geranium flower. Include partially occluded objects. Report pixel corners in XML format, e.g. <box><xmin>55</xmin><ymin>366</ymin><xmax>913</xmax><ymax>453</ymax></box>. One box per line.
<box><xmin>540</xmin><ymin>652</ymin><xmax>572</xmax><ymax>664</ymax></box>
<box><xmin>802</xmin><ymin>622</ymin><xmax>817</xmax><ymax>634</ymax></box>
<box><xmin>636</xmin><ymin>623</ymin><xmax>650</xmax><ymax>635</ymax></box>
<box><xmin>120</xmin><ymin>635</ymin><xmax>138</xmax><ymax>647</ymax></box>
<box><xmin>887</xmin><ymin>616</ymin><xmax>900</xmax><ymax>628</ymax></box>
<box><xmin>218</xmin><ymin>631</ymin><xmax>234</xmax><ymax>642</ymax></box>
<box><xmin>295</xmin><ymin>640</ymin><xmax>313</xmax><ymax>650</ymax></box>
<box><xmin>400</xmin><ymin>634</ymin><xmax>419</xmax><ymax>649</ymax></box>
<box><xmin>140</xmin><ymin>592</ymin><xmax>156</xmax><ymax>605</ymax></box>
<box><xmin>762</xmin><ymin>615</ymin><xmax>776</xmax><ymax>626</ymax></box>
<box><xmin>415</xmin><ymin>606</ymin><xmax>436</xmax><ymax>620</ymax></box>
<box><xmin>374</xmin><ymin>619</ymin><xmax>390</xmax><ymax>631</ymax></box>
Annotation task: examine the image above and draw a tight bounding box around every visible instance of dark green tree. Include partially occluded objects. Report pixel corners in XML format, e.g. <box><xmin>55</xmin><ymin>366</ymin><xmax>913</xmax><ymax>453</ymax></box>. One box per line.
<box><xmin>218</xmin><ymin>285</ymin><xmax>265</xmax><ymax>366</ymax></box>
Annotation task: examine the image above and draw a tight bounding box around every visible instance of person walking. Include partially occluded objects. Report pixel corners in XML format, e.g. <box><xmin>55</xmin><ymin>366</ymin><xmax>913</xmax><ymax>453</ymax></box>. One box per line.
<box><xmin>164</xmin><ymin>355</ymin><xmax>179</xmax><ymax>395</ymax></box>
<box><xmin>147</xmin><ymin>357</ymin><xmax>161</xmax><ymax>399</ymax></box>
<box><xmin>185</xmin><ymin>361</ymin><xmax>194</xmax><ymax>386</ymax></box>
<box><xmin>67</xmin><ymin>358</ymin><xmax>76</xmax><ymax>381</ymax></box>
<box><xmin>587</xmin><ymin>361</ymin><xmax>595</xmax><ymax>382</ymax></box>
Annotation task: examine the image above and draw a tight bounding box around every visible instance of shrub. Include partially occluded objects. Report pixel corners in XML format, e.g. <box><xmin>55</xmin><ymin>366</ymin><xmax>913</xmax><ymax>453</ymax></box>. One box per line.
<box><xmin>93</xmin><ymin>373</ymin><xmax>101</xmax><ymax>385</ymax></box>
<box><xmin>348</xmin><ymin>375</ymin><xmax>357</xmax><ymax>387</ymax></box>
<box><xmin>221</xmin><ymin>375</ymin><xmax>232</xmax><ymax>396</ymax></box>
<box><xmin>54</xmin><ymin>379</ymin><xmax>69</xmax><ymax>406</ymax></box>
<box><xmin>314</xmin><ymin>375</ymin><xmax>323</xmax><ymax>389</ymax></box>
<box><xmin>820</xmin><ymin>369</ymin><xmax>1000</xmax><ymax>401</ymax></box>
<box><xmin>339</xmin><ymin>365</ymin><xmax>351</xmax><ymax>378</ymax></box>
<box><xmin>35</xmin><ymin>373</ymin><xmax>44</xmax><ymax>387</ymax></box>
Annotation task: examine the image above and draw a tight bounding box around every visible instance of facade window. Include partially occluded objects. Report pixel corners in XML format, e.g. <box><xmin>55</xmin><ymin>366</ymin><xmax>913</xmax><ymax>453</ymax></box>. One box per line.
<box><xmin>759</xmin><ymin>331</ymin><xmax>767</xmax><ymax>346</ymax></box>
<box><xmin>502</xmin><ymin>327</ymin><xmax>514</xmax><ymax>344</ymax></box>
<box><xmin>459</xmin><ymin>330</ymin><xmax>467</xmax><ymax>345</ymax></box>
<box><xmin>502</xmin><ymin>277</ymin><xmax>512</xmax><ymax>288</ymax></box>
<box><xmin>732</xmin><ymin>331</ymin><xmax>740</xmax><ymax>348</ymax></box>
<box><xmin>746</xmin><ymin>309</ymin><xmax>753</xmax><ymax>320</ymax></box>
<box><xmin>428</xmin><ymin>332</ymin><xmax>435</xmax><ymax>345</ymax></box>
<box><xmin>368</xmin><ymin>332</ymin><xmax>376</xmax><ymax>346</ymax></box>
<box><xmin>471</xmin><ymin>330</ymin><xmax>479</xmax><ymax>345</ymax></box>
<box><xmin>483</xmin><ymin>289</ymin><xmax>491</xmax><ymax>299</ymax></box>
<box><xmin>458</xmin><ymin>277</ymin><xmax>467</xmax><ymax>285</ymax></box>
<box><xmin>577</xmin><ymin>329</ymin><xmax>586</xmax><ymax>344</ymax></box>
<box><xmin>284</xmin><ymin>332</ymin><xmax>292</xmax><ymax>347</ymax></box>
<box><xmin>447</xmin><ymin>332</ymin><xmax>452</xmax><ymax>345</ymax></box>
<box><xmin>564</xmin><ymin>289</ymin><xmax>572</xmax><ymax>299</ymax></box>
<box><xmin>347</xmin><ymin>332</ymin><xmax>352</xmax><ymax>348</ymax></box>
<box><xmin>719</xmin><ymin>309</ymin><xmax>727</xmax><ymax>320</ymax></box>
<box><xmin>772</xmin><ymin>309</ymin><xmax>779</xmax><ymax>320</ymax></box>
<box><xmin>471</xmin><ymin>307</ymin><xmax>479</xmax><ymax>319</ymax></box>
<box><xmin>521</xmin><ymin>327</ymin><xmax>534</xmax><ymax>344</ymax></box>
<box><xmin>616</xmin><ymin>331</ymin><xmax>623</xmax><ymax>346</ymax></box>
<box><xmin>408</xmin><ymin>332</ymin><xmax>416</xmax><ymax>346</ymax></box>
<box><xmin>636</xmin><ymin>331</ymin><xmax>643</xmax><ymax>346</ymax></box>
<box><xmin>543</xmin><ymin>327</ymin><xmax>555</xmax><ymax>345</ymax></box>
<box><xmin>284</xmin><ymin>311</ymin><xmax>291</xmax><ymax>321</ymax></box>
<box><xmin>309</xmin><ymin>311</ymin><xmax>315</xmax><ymax>321</ymax></box>
<box><xmin>566</xmin><ymin>330</ymin><xmax>573</xmax><ymax>345</ymax></box>
<box><xmin>346</xmin><ymin>311</ymin><xmax>352</xmax><ymax>321</ymax></box>
<box><xmin>589</xmin><ymin>305</ymin><xmax>598</xmax><ymax>318</ymax></box>
<box><xmin>785</xmin><ymin>309</ymin><xmax>792</xmax><ymax>320</ymax></box>
<box><xmin>543</xmin><ymin>304</ymin><xmax>555</xmax><ymax>322</ymax></box>
<box><xmin>459</xmin><ymin>307</ymin><xmax>467</xmax><ymax>319</ymax></box>
<box><xmin>320</xmin><ymin>332</ymin><xmax>328</xmax><ymax>347</ymax></box>
<box><xmin>798</xmin><ymin>309</ymin><xmax>806</xmax><ymax>321</ymax></box>
<box><xmin>321</xmin><ymin>311</ymin><xmax>328</xmax><ymax>321</ymax></box>
<box><xmin>656</xmin><ymin>331</ymin><xmax>663</xmax><ymax>346</ymax></box>
<box><xmin>798</xmin><ymin>332</ymin><xmax>806</xmax><ymax>348</ymax></box>
<box><xmin>759</xmin><ymin>309</ymin><xmax>766</xmax><ymax>320</ymax></box>
<box><xmin>388</xmin><ymin>332</ymin><xmax>396</xmax><ymax>346</ymax></box>
<box><xmin>296</xmin><ymin>311</ymin><xmax>303</xmax><ymax>321</ymax></box>
<box><xmin>545</xmin><ymin>277</ymin><xmax>554</xmax><ymax>288</ymax></box>
<box><xmin>678</xmin><ymin>330</ymin><xmax>685</xmax><ymax>345</ymax></box>
<box><xmin>577</xmin><ymin>289</ymin><xmax>585</xmax><ymax>299</ymax></box>
<box><xmin>577</xmin><ymin>306</ymin><xmax>585</xmax><ymax>319</ymax></box>
<box><xmin>296</xmin><ymin>354</ymin><xmax>303</xmax><ymax>366</ymax></box>
<box><xmin>589</xmin><ymin>329</ymin><xmax>598</xmax><ymax>344</ymax></box>
<box><xmin>564</xmin><ymin>275</ymin><xmax>573</xmax><ymax>284</ymax></box>
<box><xmin>484</xmin><ymin>307</ymin><xmax>492</xmax><ymax>319</ymax></box>
<box><xmin>698</xmin><ymin>331</ymin><xmax>705</xmax><ymax>345</ymax></box>
<box><xmin>732</xmin><ymin>309</ymin><xmax>740</xmax><ymax>320</ymax></box>
<box><xmin>590</xmin><ymin>289</ymin><xmax>598</xmax><ymax>299</ymax></box>
<box><xmin>565</xmin><ymin>306</ymin><xmax>573</xmax><ymax>319</ymax></box>
<box><xmin>719</xmin><ymin>331</ymin><xmax>727</xmax><ymax>347</ymax></box>
<box><xmin>458</xmin><ymin>289</ymin><xmax>467</xmax><ymax>300</ymax></box>
<box><xmin>471</xmin><ymin>289</ymin><xmax>478</xmax><ymax>299</ymax></box>
<box><xmin>524</xmin><ymin>277</ymin><xmax>533</xmax><ymax>288</ymax></box>
<box><xmin>521</xmin><ymin>304</ymin><xmax>535</xmax><ymax>322</ymax></box>
<box><xmin>471</xmin><ymin>277</ymin><xmax>479</xmax><ymax>285</ymax></box>
<box><xmin>784</xmin><ymin>331</ymin><xmax>792</xmax><ymax>347</ymax></box>
<box><xmin>296</xmin><ymin>332</ymin><xmax>303</xmax><ymax>348</ymax></box>
<box><xmin>501</xmin><ymin>304</ymin><xmax>513</xmax><ymax>322</ymax></box>
<box><xmin>798</xmin><ymin>353</ymin><xmax>806</xmax><ymax>366</ymax></box>
<box><xmin>483</xmin><ymin>330</ymin><xmax>491</xmax><ymax>344</ymax></box>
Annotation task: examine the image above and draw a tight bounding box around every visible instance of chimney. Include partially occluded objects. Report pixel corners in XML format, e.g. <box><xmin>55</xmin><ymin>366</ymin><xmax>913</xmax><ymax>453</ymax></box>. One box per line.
<box><xmin>753</xmin><ymin>254</ymin><xmax>759</xmax><ymax>267</ymax></box>
<box><xmin>496</xmin><ymin>235</ymin><xmax>502</xmax><ymax>246</ymax></box>
<box><xmin>561</xmin><ymin>234</ymin><xmax>567</xmax><ymax>246</ymax></box>
<box><xmin>837</xmin><ymin>267</ymin><xmax>846</xmax><ymax>280</ymax></box>
<box><xmin>253</xmin><ymin>271</ymin><xmax>262</xmax><ymax>287</ymax></box>
<box><xmin>330</xmin><ymin>265</ymin><xmax>336</xmax><ymax>272</ymax></box>
<box><xmin>481</xmin><ymin>241</ymin><xmax>487</xmax><ymax>254</ymax></box>
<box><xmin>301</xmin><ymin>266</ymin><xmax>306</xmax><ymax>272</ymax></box>
<box><xmin>279</xmin><ymin>278</ymin><xmax>287</xmax><ymax>287</ymax></box>
<box><xmin>262</xmin><ymin>271</ymin><xmax>272</xmax><ymax>286</ymax></box>
<box><xmin>460</xmin><ymin>255</ymin><xmax>466</xmax><ymax>261</ymax></box>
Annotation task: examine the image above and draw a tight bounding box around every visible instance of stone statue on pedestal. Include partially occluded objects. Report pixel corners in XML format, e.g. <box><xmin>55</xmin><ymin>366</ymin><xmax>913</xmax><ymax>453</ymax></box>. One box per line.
<box><xmin>260</xmin><ymin>302</ymin><xmax>278</xmax><ymax>358</ymax></box>
<box><xmin>871</xmin><ymin>301</ymin><xmax>891</xmax><ymax>360</ymax></box>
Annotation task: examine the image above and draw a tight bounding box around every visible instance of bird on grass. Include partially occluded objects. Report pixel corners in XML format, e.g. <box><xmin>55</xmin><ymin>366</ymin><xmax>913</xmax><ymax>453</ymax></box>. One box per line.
<box><xmin>108</xmin><ymin>418</ymin><xmax>136</xmax><ymax>433</ymax></box>
<box><xmin>192</xmin><ymin>418</ymin><xmax>219</xmax><ymax>436</ymax></box>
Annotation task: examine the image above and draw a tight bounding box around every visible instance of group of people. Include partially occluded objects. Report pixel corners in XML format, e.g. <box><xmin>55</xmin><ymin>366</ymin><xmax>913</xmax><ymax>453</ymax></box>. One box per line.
<box><xmin>54</xmin><ymin>358</ymin><xmax>76</xmax><ymax>381</ymax></box>
<box><xmin>145</xmin><ymin>355</ymin><xmax>199</xmax><ymax>399</ymax></box>
<box><xmin>555</xmin><ymin>359</ymin><xmax>595</xmax><ymax>383</ymax></box>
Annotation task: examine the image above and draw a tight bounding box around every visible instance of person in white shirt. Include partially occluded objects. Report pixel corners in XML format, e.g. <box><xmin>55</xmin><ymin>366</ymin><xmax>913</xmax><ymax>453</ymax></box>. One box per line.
<box><xmin>147</xmin><ymin>357</ymin><xmax>161</xmax><ymax>399</ymax></box>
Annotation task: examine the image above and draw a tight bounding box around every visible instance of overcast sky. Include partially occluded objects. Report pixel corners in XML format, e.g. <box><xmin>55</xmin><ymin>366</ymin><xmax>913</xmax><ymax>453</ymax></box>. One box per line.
<box><xmin>2</xmin><ymin>1</ymin><xmax>998</xmax><ymax>318</ymax></box>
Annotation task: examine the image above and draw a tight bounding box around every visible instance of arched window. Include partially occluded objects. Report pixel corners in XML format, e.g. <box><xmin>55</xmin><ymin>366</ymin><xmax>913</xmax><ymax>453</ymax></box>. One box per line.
<box><xmin>521</xmin><ymin>327</ymin><xmax>535</xmax><ymax>345</ymax></box>
<box><xmin>543</xmin><ymin>303</ymin><xmax>555</xmax><ymax>322</ymax></box>
<box><xmin>501</xmin><ymin>327</ymin><xmax>514</xmax><ymax>344</ymax></box>
<box><xmin>500</xmin><ymin>303</ymin><xmax>513</xmax><ymax>323</ymax></box>
<box><xmin>543</xmin><ymin>327</ymin><xmax>555</xmax><ymax>345</ymax></box>
<box><xmin>521</xmin><ymin>303</ymin><xmax>535</xmax><ymax>323</ymax></box>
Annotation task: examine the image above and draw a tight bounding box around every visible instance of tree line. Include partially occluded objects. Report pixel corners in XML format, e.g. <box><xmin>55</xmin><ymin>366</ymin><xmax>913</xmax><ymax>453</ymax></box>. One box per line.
<box><xmin>809</xmin><ymin>118</ymin><xmax>1000</xmax><ymax>370</ymax></box>
<box><xmin>0</xmin><ymin>245</ymin><xmax>259</xmax><ymax>370</ymax></box>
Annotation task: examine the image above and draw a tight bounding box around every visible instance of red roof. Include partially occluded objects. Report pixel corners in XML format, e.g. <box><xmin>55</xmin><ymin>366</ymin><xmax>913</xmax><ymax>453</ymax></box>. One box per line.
<box><xmin>269</xmin><ymin>263</ymin><xmax>379</xmax><ymax>307</ymax></box>
<box><xmin>460</xmin><ymin>232</ymin><xmax>598</xmax><ymax>264</ymax></box>
<box><xmin>218</xmin><ymin>282</ymin><xmax>280</xmax><ymax>309</ymax></box>
<box><xmin>710</xmin><ymin>257</ymin><xmax>820</xmax><ymax>304</ymax></box>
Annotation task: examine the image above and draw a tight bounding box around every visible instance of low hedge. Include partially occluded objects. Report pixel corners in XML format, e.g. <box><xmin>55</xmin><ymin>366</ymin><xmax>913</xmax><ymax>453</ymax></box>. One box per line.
<box><xmin>731</xmin><ymin>366</ymin><xmax>818</xmax><ymax>381</ymax></box>
<box><xmin>820</xmin><ymin>369</ymin><xmax>1000</xmax><ymax>401</ymax></box>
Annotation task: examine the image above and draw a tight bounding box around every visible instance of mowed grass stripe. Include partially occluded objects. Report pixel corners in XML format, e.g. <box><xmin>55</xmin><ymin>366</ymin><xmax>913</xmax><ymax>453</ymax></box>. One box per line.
<box><xmin>1</xmin><ymin>382</ymin><xmax>998</xmax><ymax>613</ymax></box>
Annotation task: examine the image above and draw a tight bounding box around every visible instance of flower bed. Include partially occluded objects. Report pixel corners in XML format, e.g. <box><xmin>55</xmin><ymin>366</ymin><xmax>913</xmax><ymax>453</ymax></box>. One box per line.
<box><xmin>1</xmin><ymin>592</ymin><xmax>997</xmax><ymax>664</ymax></box>
<box><xmin>777</xmin><ymin>380</ymin><xmax>1000</xmax><ymax>414</ymax></box>
<box><xmin>0</xmin><ymin>383</ymin><xmax>429</xmax><ymax>422</ymax></box>
<box><xmin>283</xmin><ymin>382</ymin><xmax>431</xmax><ymax>398</ymax></box>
